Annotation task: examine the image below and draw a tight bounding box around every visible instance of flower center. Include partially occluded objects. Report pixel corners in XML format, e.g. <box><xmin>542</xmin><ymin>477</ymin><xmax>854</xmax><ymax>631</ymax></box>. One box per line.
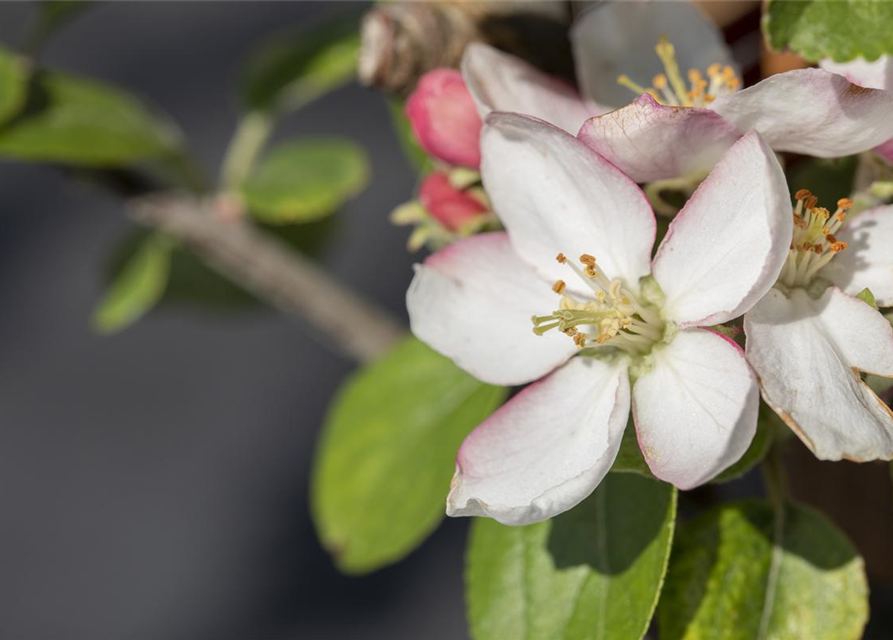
<box><xmin>531</xmin><ymin>252</ymin><xmax>665</xmax><ymax>356</ymax></box>
<box><xmin>777</xmin><ymin>189</ymin><xmax>853</xmax><ymax>290</ymax></box>
<box><xmin>617</xmin><ymin>37</ymin><xmax>740</xmax><ymax>107</ymax></box>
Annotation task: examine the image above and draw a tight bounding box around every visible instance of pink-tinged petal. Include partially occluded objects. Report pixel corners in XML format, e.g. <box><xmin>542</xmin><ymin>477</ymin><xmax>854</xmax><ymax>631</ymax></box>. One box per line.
<box><xmin>407</xmin><ymin>232</ymin><xmax>577</xmax><ymax>386</ymax></box>
<box><xmin>874</xmin><ymin>138</ymin><xmax>893</xmax><ymax>164</ymax></box>
<box><xmin>821</xmin><ymin>204</ymin><xmax>893</xmax><ymax>306</ymax></box>
<box><xmin>461</xmin><ymin>43</ymin><xmax>603</xmax><ymax>135</ymax></box>
<box><xmin>709</xmin><ymin>69</ymin><xmax>893</xmax><ymax>157</ymax></box>
<box><xmin>578</xmin><ymin>94</ymin><xmax>741</xmax><ymax>183</ymax></box>
<box><xmin>632</xmin><ymin>328</ymin><xmax>759</xmax><ymax>490</ymax></box>
<box><xmin>572</xmin><ymin>1</ymin><xmax>735</xmax><ymax>108</ymax></box>
<box><xmin>820</xmin><ymin>55</ymin><xmax>893</xmax><ymax>91</ymax></box>
<box><xmin>406</xmin><ymin>68</ymin><xmax>482</xmax><ymax>168</ymax></box>
<box><xmin>447</xmin><ymin>356</ymin><xmax>630</xmax><ymax>525</ymax></box>
<box><xmin>745</xmin><ymin>288</ymin><xmax>893</xmax><ymax>461</ymax></box>
<box><xmin>418</xmin><ymin>171</ymin><xmax>488</xmax><ymax>232</ymax></box>
<box><xmin>653</xmin><ymin>131</ymin><xmax>791</xmax><ymax>327</ymax></box>
<box><xmin>481</xmin><ymin>113</ymin><xmax>656</xmax><ymax>291</ymax></box>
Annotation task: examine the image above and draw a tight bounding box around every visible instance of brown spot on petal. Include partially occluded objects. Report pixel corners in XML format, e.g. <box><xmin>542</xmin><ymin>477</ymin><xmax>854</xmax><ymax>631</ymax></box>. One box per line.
<box><xmin>846</xmin><ymin>83</ymin><xmax>873</xmax><ymax>97</ymax></box>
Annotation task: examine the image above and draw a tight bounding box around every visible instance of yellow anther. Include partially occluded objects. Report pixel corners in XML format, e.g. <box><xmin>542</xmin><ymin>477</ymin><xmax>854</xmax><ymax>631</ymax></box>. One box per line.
<box><xmin>707</xmin><ymin>63</ymin><xmax>722</xmax><ymax>77</ymax></box>
<box><xmin>837</xmin><ymin>197</ymin><xmax>853</xmax><ymax>210</ymax></box>
<box><xmin>579</xmin><ymin>254</ymin><xmax>596</xmax><ymax>266</ymax></box>
<box><xmin>653</xmin><ymin>73</ymin><xmax>668</xmax><ymax>89</ymax></box>
<box><xmin>552</xmin><ymin>280</ymin><xmax>566</xmax><ymax>294</ymax></box>
<box><xmin>556</xmin><ymin>252</ymin><xmax>567</xmax><ymax>264</ymax></box>
<box><xmin>831</xmin><ymin>241</ymin><xmax>848</xmax><ymax>252</ymax></box>
<box><xmin>795</xmin><ymin>189</ymin><xmax>812</xmax><ymax>200</ymax></box>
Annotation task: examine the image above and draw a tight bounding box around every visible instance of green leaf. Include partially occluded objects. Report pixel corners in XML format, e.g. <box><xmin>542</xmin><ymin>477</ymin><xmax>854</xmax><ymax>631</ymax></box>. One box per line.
<box><xmin>241</xmin><ymin>139</ymin><xmax>369</xmax><ymax>224</ymax></box>
<box><xmin>764</xmin><ymin>0</ymin><xmax>893</xmax><ymax>62</ymax></box>
<box><xmin>467</xmin><ymin>473</ymin><xmax>676</xmax><ymax>640</ymax></box>
<box><xmin>311</xmin><ymin>337</ymin><xmax>507</xmax><ymax>574</ymax></box>
<box><xmin>240</xmin><ymin>12</ymin><xmax>361</xmax><ymax>113</ymax></box>
<box><xmin>786</xmin><ymin>156</ymin><xmax>857</xmax><ymax>208</ymax></box>
<box><xmin>93</xmin><ymin>233</ymin><xmax>172</xmax><ymax>334</ymax></box>
<box><xmin>659</xmin><ymin>500</ymin><xmax>868</xmax><ymax>640</ymax></box>
<box><xmin>0</xmin><ymin>71</ymin><xmax>182</xmax><ymax>166</ymax></box>
<box><xmin>0</xmin><ymin>46</ymin><xmax>28</xmax><ymax>126</ymax></box>
<box><xmin>855</xmin><ymin>287</ymin><xmax>878</xmax><ymax>309</ymax></box>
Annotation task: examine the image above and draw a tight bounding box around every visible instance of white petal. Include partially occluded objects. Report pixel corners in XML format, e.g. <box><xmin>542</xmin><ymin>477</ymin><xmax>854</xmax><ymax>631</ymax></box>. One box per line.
<box><xmin>745</xmin><ymin>288</ymin><xmax>893</xmax><ymax>461</ymax></box>
<box><xmin>709</xmin><ymin>69</ymin><xmax>893</xmax><ymax>157</ymax></box>
<box><xmin>481</xmin><ymin>113</ymin><xmax>656</xmax><ymax>292</ymax></box>
<box><xmin>447</xmin><ymin>356</ymin><xmax>630</xmax><ymax>525</ymax></box>
<box><xmin>820</xmin><ymin>55</ymin><xmax>893</xmax><ymax>91</ymax></box>
<box><xmin>578</xmin><ymin>95</ymin><xmax>741</xmax><ymax>183</ymax></box>
<box><xmin>821</xmin><ymin>204</ymin><xmax>893</xmax><ymax>306</ymax></box>
<box><xmin>461</xmin><ymin>43</ymin><xmax>603</xmax><ymax>135</ymax></box>
<box><xmin>632</xmin><ymin>328</ymin><xmax>759</xmax><ymax>489</ymax></box>
<box><xmin>407</xmin><ymin>232</ymin><xmax>576</xmax><ymax>387</ymax></box>
<box><xmin>653</xmin><ymin>131</ymin><xmax>792</xmax><ymax>327</ymax></box>
<box><xmin>572</xmin><ymin>1</ymin><xmax>735</xmax><ymax>108</ymax></box>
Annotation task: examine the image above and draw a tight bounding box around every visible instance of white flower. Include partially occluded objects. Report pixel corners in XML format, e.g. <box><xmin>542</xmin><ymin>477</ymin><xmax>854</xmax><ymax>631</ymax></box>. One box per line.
<box><xmin>407</xmin><ymin>116</ymin><xmax>792</xmax><ymax>525</ymax></box>
<box><xmin>459</xmin><ymin>2</ymin><xmax>893</xmax><ymax>185</ymax></box>
<box><xmin>572</xmin><ymin>2</ymin><xmax>893</xmax><ymax>183</ymax></box>
<box><xmin>745</xmin><ymin>194</ymin><xmax>893</xmax><ymax>462</ymax></box>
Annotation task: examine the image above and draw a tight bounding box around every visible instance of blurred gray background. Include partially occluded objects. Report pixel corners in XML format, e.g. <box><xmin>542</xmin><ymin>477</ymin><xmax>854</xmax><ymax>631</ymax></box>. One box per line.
<box><xmin>0</xmin><ymin>3</ymin><xmax>471</xmax><ymax>638</ymax></box>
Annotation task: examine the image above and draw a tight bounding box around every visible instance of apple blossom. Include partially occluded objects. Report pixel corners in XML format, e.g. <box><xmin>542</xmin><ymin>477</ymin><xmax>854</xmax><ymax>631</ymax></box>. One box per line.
<box><xmin>573</xmin><ymin>2</ymin><xmax>893</xmax><ymax>184</ymax></box>
<box><xmin>405</xmin><ymin>68</ymin><xmax>482</xmax><ymax>169</ymax></box>
<box><xmin>745</xmin><ymin>193</ymin><xmax>893</xmax><ymax>462</ymax></box>
<box><xmin>407</xmin><ymin>115</ymin><xmax>792</xmax><ymax>526</ymax></box>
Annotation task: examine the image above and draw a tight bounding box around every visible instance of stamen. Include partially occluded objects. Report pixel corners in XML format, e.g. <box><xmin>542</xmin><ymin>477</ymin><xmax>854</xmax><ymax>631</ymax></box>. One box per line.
<box><xmin>552</xmin><ymin>280</ymin><xmax>566</xmax><ymax>295</ymax></box>
<box><xmin>780</xmin><ymin>190</ymin><xmax>851</xmax><ymax>289</ymax></box>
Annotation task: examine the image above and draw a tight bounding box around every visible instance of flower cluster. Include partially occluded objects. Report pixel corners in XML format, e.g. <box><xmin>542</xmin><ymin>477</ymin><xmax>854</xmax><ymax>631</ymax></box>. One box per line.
<box><xmin>401</xmin><ymin>1</ymin><xmax>893</xmax><ymax>525</ymax></box>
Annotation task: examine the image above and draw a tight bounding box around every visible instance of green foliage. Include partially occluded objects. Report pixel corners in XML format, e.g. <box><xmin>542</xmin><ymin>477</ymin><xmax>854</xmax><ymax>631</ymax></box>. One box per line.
<box><xmin>0</xmin><ymin>71</ymin><xmax>182</xmax><ymax>167</ymax></box>
<box><xmin>93</xmin><ymin>233</ymin><xmax>172</xmax><ymax>333</ymax></box>
<box><xmin>660</xmin><ymin>500</ymin><xmax>868</xmax><ymax>640</ymax></box>
<box><xmin>240</xmin><ymin>12</ymin><xmax>361</xmax><ymax>113</ymax></box>
<box><xmin>786</xmin><ymin>156</ymin><xmax>858</xmax><ymax>207</ymax></box>
<box><xmin>764</xmin><ymin>0</ymin><xmax>893</xmax><ymax>62</ymax></box>
<box><xmin>466</xmin><ymin>473</ymin><xmax>676</xmax><ymax>640</ymax></box>
<box><xmin>311</xmin><ymin>337</ymin><xmax>507</xmax><ymax>575</ymax></box>
<box><xmin>0</xmin><ymin>46</ymin><xmax>28</xmax><ymax>126</ymax></box>
<box><xmin>611</xmin><ymin>420</ymin><xmax>650</xmax><ymax>475</ymax></box>
<box><xmin>240</xmin><ymin>139</ymin><xmax>369</xmax><ymax>224</ymax></box>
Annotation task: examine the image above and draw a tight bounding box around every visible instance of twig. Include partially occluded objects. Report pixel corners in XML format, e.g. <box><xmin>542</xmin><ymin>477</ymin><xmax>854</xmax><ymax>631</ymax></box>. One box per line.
<box><xmin>129</xmin><ymin>194</ymin><xmax>407</xmax><ymax>363</ymax></box>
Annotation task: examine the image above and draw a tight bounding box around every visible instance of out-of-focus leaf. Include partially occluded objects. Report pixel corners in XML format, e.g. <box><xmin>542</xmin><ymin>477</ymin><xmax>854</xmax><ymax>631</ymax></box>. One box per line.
<box><xmin>240</xmin><ymin>12</ymin><xmax>361</xmax><ymax>113</ymax></box>
<box><xmin>387</xmin><ymin>97</ymin><xmax>435</xmax><ymax>175</ymax></box>
<box><xmin>311</xmin><ymin>337</ymin><xmax>507</xmax><ymax>575</ymax></box>
<box><xmin>0</xmin><ymin>46</ymin><xmax>28</xmax><ymax>126</ymax></box>
<box><xmin>660</xmin><ymin>500</ymin><xmax>868</xmax><ymax>640</ymax></box>
<box><xmin>93</xmin><ymin>233</ymin><xmax>171</xmax><ymax>333</ymax></box>
<box><xmin>36</xmin><ymin>1</ymin><xmax>92</xmax><ymax>31</ymax></box>
<box><xmin>855</xmin><ymin>287</ymin><xmax>878</xmax><ymax>309</ymax></box>
<box><xmin>467</xmin><ymin>473</ymin><xmax>676</xmax><ymax>640</ymax></box>
<box><xmin>241</xmin><ymin>139</ymin><xmax>369</xmax><ymax>224</ymax></box>
<box><xmin>0</xmin><ymin>71</ymin><xmax>181</xmax><ymax>166</ymax></box>
<box><xmin>764</xmin><ymin>0</ymin><xmax>893</xmax><ymax>62</ymax></box>
<box><xmin>786</xmin><ymin>156</ymin><xmax>858</xmax><ymax>207</ymax></box>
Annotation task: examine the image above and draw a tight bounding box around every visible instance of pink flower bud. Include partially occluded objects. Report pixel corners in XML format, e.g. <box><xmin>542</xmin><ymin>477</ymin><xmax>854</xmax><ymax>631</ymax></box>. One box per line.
<box><xmin>419</xmin><ymin>172</ymin><xmax>487</xmax><ymax>232</ymax></box>
<box><xmin>406</xmin><ymin>68</ymin><xmax>483</xmax><ymax>169</ymax></box>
